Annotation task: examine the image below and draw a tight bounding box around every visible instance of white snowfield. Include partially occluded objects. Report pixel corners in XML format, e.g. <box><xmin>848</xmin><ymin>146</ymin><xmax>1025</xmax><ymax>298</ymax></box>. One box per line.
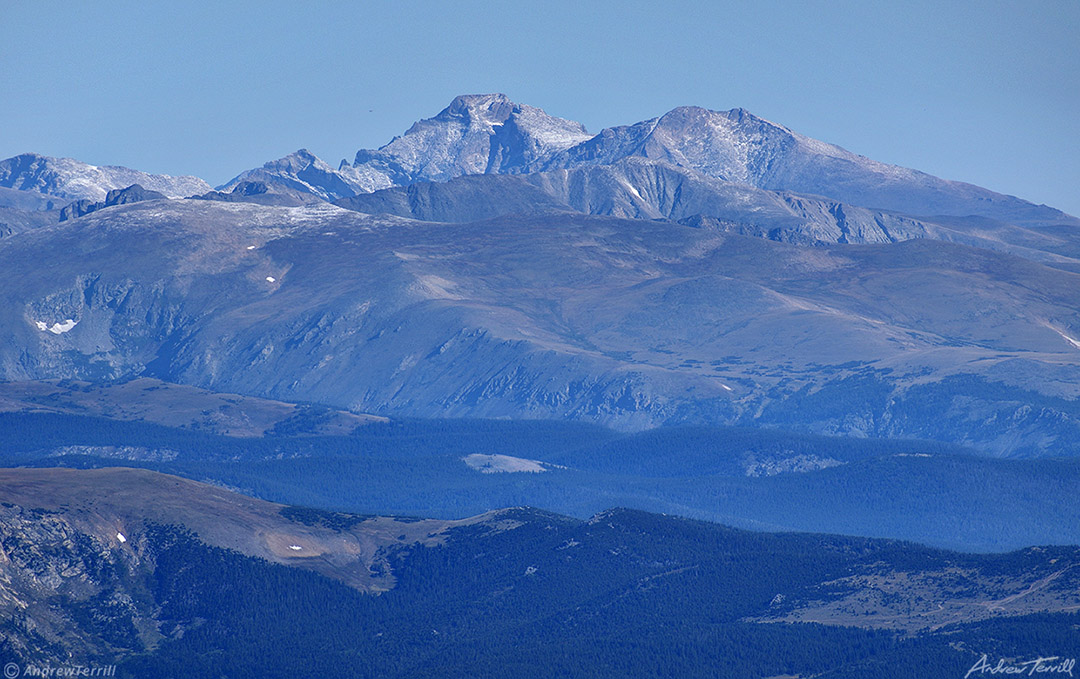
<box><xmin>463</xmin><ymin>453</ymin><xmax>548</xmax><ymax>474</ymax></box>
<box><xmin>34</xmin><ymin>319</ymin><xmax>78</xmax><ymax>334</ymax></box>
<box><xmin>1044</xmin><ymin>322</ymin><xmax>1080</xmax><ymax>350</ymax></box>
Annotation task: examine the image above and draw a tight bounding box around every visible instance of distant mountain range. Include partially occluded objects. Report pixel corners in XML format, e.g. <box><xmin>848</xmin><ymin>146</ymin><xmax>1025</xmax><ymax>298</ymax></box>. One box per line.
<box><xmin>217</xmin><ymin>94</ymin><xmax>1077</xmax><ymax>236</ymax></box>
<box><xmin>1</xmin><ymin>95</ymin><xmax>1078</xmax><ymax>455</ymax></box>
<box><xmin>0</xmin><ymin>152</ymin><xmax>210</xmax><ymax>202</ymax></box>
<box><xmin>6</xmin><ymin>94</ymin><xmax>1076</xmax><ymax>258</ymax></box>
<box><xmin>3</xmin><ymin>97</ymin><xmax>1080</xmax><ymax>675</ymax></box>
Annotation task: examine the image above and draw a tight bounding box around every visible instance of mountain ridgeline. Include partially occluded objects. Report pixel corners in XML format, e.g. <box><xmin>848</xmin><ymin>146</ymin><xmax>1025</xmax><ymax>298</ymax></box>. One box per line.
<box><xmin>0</xmin><ymin>94</ymin><xmax>1079</xmax><ymax>456</ymax></box>
<box><xmin>1</xmin><ymin>467</ymin><xmax>1079</xmax><ymax>678</ymax></box>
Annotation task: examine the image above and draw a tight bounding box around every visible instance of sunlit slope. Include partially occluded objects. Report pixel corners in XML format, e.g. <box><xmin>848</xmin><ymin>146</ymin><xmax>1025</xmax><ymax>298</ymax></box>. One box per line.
<box><xmin>1</xmin><ymin>200</ymin><xmax>1078</xmax><ymax>453</ymax></box>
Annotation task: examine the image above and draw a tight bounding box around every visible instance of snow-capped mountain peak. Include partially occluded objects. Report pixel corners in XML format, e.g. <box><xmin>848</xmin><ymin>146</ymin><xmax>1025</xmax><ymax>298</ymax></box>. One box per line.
<box><xmin>434</xmin><ymin>93</ymin><xmax>517</xmax><ymax>126</ymax></box>
<box><xmin>217</xmin><ymin>149</ymin><xmax>366</xmax><ymax>201</ymax></box>
<box><xmin>0</xmin><ymin>152</ymin><xmax>211</xmax><ymax>202</ymax></box>
<box><xmin>149</xmin><ymin>95</ymin><xmax>1074</xmax><ymax>226</ymax></box>
<box><xmin>538</xmin><ymin>104</ymin><xmax>1068</xmax><ymax>221</ymax></box>
<box><xmin>344</xmin><ymin>93</ymin><xmax>592</xmax><ymax>189</ymax></box>
<box><xmin>261</xmin><ymin>148</ymin><xmax>330</xmax><ymax>174</ymax></box>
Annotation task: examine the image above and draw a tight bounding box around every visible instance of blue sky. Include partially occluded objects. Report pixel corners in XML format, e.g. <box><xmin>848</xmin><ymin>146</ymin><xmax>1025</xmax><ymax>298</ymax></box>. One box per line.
<box><xmin>2</xmin><ymin>1</ymin><xmax>1078</xmax><ymax>215</ymax></box>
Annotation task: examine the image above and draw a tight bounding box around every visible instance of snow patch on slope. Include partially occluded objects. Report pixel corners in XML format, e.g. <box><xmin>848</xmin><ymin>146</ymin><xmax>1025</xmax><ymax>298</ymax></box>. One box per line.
<box><xmin>1045</xmin><ymin>323</ymin><xmax>1080</xmax><ymax>350</ymax></box>
<box><xmin>411</xmin><ymin>274</ymin><xmax>461</xmax><ymax>300</ymax></box>
<box><xmin>463</xmin><ymin>454</ymin><xmax>549</xmax><ymax>474</ymax></box>
<box><xmin>743</xmin><ymin>454</ymin><xmax>843</xmax><ymax>477</ymax></box>
<box><xmin>34</xmin><ymin>319</ymin><xmax>78</xmax><ymax>334</ymax></box>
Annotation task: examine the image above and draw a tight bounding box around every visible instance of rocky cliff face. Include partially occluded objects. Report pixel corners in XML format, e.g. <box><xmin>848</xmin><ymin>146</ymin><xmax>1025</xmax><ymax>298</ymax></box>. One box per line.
<box><xmin>0</xmin><ymin>504</ymin><xmax>153</xmax><ymax>662</ymax></box>
<box><xmin>59</xmin><ymin>184</ymin><xmax>168</xmax><ymax>222</ymax></box>
<box><xmin>344</xmin><ymin>93</ymin><xmax>591</xmax><ymax>190</ymax></box>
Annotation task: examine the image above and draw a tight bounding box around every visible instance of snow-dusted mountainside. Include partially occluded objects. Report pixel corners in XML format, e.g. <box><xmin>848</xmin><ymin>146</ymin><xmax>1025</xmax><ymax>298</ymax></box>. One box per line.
<box><xmin>338</xmin><ymin>96</ymin><xmax>1077</xmax><ymax>228</ymax></box>
<box><xmin>9</xmin><ymin>96</ymin><xmax>1070</xmax><ymax>234</ymax></box>
<box><xmin>222</xmin><ymin>95</ymin><xmax>1078</xmax><ymax>237</ymax></box>
<box><xmin>0</xmin><ymin>153</ymin><xmax>210</xmax><ymax>201</ymax></box>
<box><xmin>334</xmin><ymin>159</ymin><xmax>1080</xmax><ymax>266</ymax></box>
<box><xmin>217</xmin><ymin>149</ymin><xmax>366</xmax><ymax>201</ymax></box>
<box><xmin>541</xmin><ymin>106</ymin><xmax>1075</xmax><ymax>225</ymax></box>
<box><xmin>343</xmin><ymin>93</ymin><xmax>592</xmax><ymax>191</ymax></box>
<box><xmin>336</xmin><ymin>161</ymin><xmax>930</xmax><ymax>241</ymax></box>
<box><xmin>223</xmin><ymin>95</ymin><xmax>592</xmax><ymax>200</ymax></box>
